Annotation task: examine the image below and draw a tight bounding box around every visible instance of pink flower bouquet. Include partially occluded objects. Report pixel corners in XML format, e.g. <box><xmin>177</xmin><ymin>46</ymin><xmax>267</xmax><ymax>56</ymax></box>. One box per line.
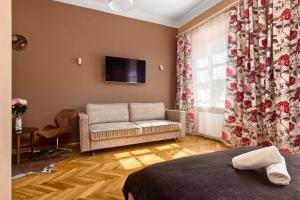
<box><xmin>12</xmin><ymin>98</ymin><xmax>28</xmax><ymax>117</ymax></box>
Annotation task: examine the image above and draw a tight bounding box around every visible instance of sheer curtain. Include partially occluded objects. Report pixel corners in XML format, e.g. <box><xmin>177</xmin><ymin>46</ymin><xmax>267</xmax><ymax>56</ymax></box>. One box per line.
<box><xmin>191</xmin><ymin>13</ymin><xmax>229</xmax><ymax>140</ymax></box>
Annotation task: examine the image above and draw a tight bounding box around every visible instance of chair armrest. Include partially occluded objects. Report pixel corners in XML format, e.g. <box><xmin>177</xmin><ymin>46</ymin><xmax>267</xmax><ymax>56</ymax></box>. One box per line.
<box><xmin>166</xmin><ymin>109</ymin><xmax>186</xmax><ymax>137</ymax></box>
<box><xmin>79</xmin><ymin>113</ymin><xmax>90</xmax><ymax>152</ymax></box>
<box><xmin>43</xmin><ymin>124</ymin><xmax>57</xmax><ymax>130</ymax></box>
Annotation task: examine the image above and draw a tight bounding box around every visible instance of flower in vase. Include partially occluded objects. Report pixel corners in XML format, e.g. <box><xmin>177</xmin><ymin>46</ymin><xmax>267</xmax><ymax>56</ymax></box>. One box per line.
<box><xmin>12</xmin><ymin>98</ymin><xmax>28</xmax><ymax>118</ymax></box>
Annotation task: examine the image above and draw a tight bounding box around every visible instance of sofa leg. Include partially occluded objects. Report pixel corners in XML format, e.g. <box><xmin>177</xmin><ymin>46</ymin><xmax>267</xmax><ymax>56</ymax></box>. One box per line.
<box><xmin>93</xmin><ymin>150</ymin><xmax>96</xmax><ymax>156</ymax></box>
<box><xmin>173</xmin><ymin>138</ymin><xmax>178</xmax><ymax>142</ymax></box>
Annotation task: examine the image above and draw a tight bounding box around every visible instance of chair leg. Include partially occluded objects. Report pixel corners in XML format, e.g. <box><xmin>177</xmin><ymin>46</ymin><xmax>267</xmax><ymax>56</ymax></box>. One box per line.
<box><xmin>48</xmin><ymin>137</ymin><xmax>72</xmax><ymax>154</ymax></box>
<box><xmin>56</xmin><ymin>137</ymin><xmax>72</xmax><ymax>152</ymax></box>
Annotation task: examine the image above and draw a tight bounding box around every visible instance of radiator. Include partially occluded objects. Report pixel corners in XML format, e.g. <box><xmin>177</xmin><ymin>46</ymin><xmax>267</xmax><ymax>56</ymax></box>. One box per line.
<box><xmin>195</xmin><ymin>111</ymin><xmax>224</xmax><ymax>141</ymax></box>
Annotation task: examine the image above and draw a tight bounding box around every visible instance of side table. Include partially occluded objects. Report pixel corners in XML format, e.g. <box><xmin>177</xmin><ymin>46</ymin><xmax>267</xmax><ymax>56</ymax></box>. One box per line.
<box><xmin>13</xmin><ymin>127</ymin><xmax>38</xmax><ymax>164</ymax></box>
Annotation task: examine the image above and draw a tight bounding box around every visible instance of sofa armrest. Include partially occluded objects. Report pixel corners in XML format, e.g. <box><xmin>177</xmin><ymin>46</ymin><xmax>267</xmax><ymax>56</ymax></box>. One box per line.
<box><xmin>166</xmin><ymin>109</ymin><xmax>186</xmax><ymax>137</ymax></box>
<box><xmin>79</xmin><ymin>113</ymin><xmax>90</xmax><ymax>152</ymax></box>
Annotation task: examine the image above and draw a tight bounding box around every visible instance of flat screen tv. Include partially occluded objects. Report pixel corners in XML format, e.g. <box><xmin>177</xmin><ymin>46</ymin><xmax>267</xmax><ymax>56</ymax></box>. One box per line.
<box><xmin>105</xmin><ymin>56</ymin><xmax>146</xmax><ymax>84</ymax></box>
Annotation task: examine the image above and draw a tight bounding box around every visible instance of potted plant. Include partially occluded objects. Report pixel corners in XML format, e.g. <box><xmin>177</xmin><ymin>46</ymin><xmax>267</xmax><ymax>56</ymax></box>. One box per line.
<box><xmin>12</xmin><ymin>98</ymin><xmax>28</xmax><ymax>132</ymax></box>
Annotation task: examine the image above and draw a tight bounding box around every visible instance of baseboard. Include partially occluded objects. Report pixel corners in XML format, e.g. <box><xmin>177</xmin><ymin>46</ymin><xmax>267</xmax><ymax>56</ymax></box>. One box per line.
<box><xmin>12</xmin><ymin>142</ymin><xmax>80</xmax><ymax>152</ymax></box>
<box><xmin>188</xmin><ymin>132</ymin><xmax>222</xmax><ymax>142</ymax></box>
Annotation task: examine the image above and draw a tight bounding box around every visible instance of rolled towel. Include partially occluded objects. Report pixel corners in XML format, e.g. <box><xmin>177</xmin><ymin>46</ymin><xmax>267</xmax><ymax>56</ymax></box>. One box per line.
<box><xmin>232</xmin><ymin>146</ymin><xmax>282</xmax><ymax>170</ymax></box>
<box><xmin>266</xmin><ymin>156</ymin><xmax>291</xmax><ymax>185</ymax></box>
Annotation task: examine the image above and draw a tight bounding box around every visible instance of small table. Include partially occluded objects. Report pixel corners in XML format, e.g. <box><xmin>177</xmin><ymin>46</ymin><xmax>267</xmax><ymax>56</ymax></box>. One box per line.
<box><xmin>13</xmin><ymin>127</ymin><xmax>38</xmax><ymax>164</ymax></box>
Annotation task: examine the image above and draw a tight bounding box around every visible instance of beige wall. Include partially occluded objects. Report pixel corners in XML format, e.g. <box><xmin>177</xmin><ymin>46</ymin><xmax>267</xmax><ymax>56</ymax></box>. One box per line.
<box><xmin>12</xmin><ymin>0</ymin><xmax>178</xmax><ymax>143</ymax></box>
<box><xmin>0</xmin><ymin>0</ymin><xmax>12</xmax><ymax>199</ymax></box>
<box><xmin>179</xmin><ymin>0</ymin><xmax>237</xmax><ymax>33</ymax></box>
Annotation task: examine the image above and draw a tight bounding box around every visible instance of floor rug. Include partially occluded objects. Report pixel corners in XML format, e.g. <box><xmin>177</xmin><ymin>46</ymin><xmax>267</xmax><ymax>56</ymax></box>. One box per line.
<box><xmin>12</xmin><ymin>150</ymin><xmax>72</xmax><ymax>177</ymax></box>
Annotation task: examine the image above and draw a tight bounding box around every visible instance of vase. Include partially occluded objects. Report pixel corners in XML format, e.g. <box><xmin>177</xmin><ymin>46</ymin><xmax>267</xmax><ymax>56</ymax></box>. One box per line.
<box><xmin>15</xmin><ymin>116</ymin><xmax>22</xmax><ymax>133</ymax></box>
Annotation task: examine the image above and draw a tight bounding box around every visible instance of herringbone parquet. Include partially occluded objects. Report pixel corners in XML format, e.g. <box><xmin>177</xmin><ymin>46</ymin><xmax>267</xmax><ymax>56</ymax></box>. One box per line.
<box><xmin>12</xmin><ymin>135</ymin><xmax>228</xmax><ymax>200</ymax></box>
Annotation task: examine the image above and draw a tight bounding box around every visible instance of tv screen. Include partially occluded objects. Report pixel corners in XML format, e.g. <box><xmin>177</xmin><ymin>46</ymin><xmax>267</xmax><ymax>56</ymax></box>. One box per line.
<box><xmin>105</xmin><ymin>56</ymin><xmax>146</xmax><ymax>83</ymax></box>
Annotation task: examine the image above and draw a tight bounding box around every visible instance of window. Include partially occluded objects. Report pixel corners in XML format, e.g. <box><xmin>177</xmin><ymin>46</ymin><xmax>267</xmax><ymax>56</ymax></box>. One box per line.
<box><xmin>191</xmin><ymin>13</ymin><xmax>229</xmax><ymax>110</ymax></box>
<box><xmin>191</xmin><ymin>12</ymin><xmax>229</xmax><ymax>139</ymax></box>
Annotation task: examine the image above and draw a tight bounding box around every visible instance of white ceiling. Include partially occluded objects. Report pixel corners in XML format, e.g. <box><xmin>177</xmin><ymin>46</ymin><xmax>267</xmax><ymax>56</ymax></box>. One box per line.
<box><xmin>54</xmin><ymin>0</ymin><xmax>222</xmax><ymax>28</ymax></box>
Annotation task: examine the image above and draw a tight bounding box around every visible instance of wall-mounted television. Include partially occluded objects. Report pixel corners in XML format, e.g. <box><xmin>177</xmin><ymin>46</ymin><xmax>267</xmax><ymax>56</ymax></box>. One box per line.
<box><xmin>105</xmin><ymin>56</ymin><xmax>146</xmax><ymax>84</ymax></box>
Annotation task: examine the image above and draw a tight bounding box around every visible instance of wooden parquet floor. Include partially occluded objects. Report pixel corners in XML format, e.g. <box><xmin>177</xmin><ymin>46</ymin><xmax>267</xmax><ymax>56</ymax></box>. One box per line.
<box><xmin>12</xmin><ymin>135</ymin><xmax>228</xmax><ymax>200</ymax></box>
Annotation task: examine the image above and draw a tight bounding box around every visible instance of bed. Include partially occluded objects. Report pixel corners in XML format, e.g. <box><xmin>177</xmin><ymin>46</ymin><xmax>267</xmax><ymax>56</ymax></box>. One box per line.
<box><xmin>123</xmin><ymin>147</ymin><xmax>300</xmax><ymax>200</ymax></box>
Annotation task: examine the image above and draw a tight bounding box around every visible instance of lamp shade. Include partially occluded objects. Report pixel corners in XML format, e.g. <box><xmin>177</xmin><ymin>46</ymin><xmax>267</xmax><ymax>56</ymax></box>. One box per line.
<box><xmin>108</xmin><ymin>0</ymin><xmax>134</xmax><ymax>12</ymax></box>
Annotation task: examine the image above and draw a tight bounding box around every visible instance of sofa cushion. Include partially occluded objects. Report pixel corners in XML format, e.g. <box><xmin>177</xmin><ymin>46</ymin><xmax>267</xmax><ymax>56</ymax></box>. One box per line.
<box><xmin>86</xmin><ymin>103</ymin><xmax>129</xmax><ymax>124</ymax></box>
<box><xmin>129</xmin><ymin>103</ymin><xmax>166</xmax><ymax>122</ymax></box>
<box><xmin>89</xmin><ymin>122</ymin><xmax>142</xmax><ymax>141</ymax></box>
<box><xmin>134</xmin><ymin>120</ymin><xmax>181</xmax><ymax>134</ymax></box>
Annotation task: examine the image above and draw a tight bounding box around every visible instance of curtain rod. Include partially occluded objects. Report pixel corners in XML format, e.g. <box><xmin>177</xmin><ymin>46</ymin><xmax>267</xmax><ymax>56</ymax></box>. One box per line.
<box><xmin>177</xmin><ymin>0</ymin><xmax>238</xmax><ymax>36</ymax></box>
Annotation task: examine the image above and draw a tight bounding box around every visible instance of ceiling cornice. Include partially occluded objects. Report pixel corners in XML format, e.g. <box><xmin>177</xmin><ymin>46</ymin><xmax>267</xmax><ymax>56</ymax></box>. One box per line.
<box><xmin>54</xmin><ymin>0</ymin><xmax>221</xmax><ymax>28</ymax></box>
<box><xmin>175</xmin><ymin>0</ymin><xmax>222</xmax><ymax>28</ymax></box>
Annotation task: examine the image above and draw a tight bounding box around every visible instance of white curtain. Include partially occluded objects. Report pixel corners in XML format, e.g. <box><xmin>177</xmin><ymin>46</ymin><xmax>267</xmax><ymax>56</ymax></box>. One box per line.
<box><xmin>191</xmin><ymin>12</ymin><xmax>229</xmax><ymax>140</ymax></box>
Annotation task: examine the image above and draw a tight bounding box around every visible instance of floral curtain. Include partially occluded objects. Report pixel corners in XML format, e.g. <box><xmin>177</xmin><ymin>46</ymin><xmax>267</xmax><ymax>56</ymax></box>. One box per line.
<box><xmin>175</xmin><ymin>33</ymin><xmax>195</xmax><ymax>133</ymax></box>
<box><xmin>267</xmin><ymin>0</ymin><xmax>300</xmax><ymax>152</ymax></box>
<box><xmin>222</xmin><ymin>0</ymin><xmax>300</xmax><ymax>152</ymax></box>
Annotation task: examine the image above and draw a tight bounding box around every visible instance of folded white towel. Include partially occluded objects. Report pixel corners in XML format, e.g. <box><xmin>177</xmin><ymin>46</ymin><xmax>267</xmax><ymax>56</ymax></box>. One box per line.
<box><xmin>266</xmin><ymin>156</ymin><xmax>291</xmax><ymax>185</ymax></box>
<box><xmin>232</xmin><ymin>146</ymin><xmax>282</xmax><ymax>170</ymax></box>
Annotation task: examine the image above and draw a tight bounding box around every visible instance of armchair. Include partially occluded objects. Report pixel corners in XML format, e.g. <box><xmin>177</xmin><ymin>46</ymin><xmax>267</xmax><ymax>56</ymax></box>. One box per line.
<box><xmin>36</xmin><ymin>109</ymin><xmax>76</xmax><ymax>152</ymax></box>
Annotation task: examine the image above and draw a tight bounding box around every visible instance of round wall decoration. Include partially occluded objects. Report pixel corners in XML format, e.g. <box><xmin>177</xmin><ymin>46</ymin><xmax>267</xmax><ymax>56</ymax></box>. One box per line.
<box><xmin>12</xmin><ymin>35</ymin><xmax>28</xmax><ymax>51</ymax></box>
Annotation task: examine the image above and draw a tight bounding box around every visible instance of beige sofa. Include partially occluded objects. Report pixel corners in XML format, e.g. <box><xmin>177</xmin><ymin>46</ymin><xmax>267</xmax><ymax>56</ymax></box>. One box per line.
<box><xmin>79</xmin><ymin>102</ymin><xmax>185</xmax><ymax>152</ymax></box>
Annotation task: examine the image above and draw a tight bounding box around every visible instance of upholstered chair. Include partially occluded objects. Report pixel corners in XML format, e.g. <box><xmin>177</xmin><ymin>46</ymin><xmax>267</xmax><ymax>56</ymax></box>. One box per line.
<box><xmin>37</xmin><ymin>109</ymin><xmax>76</xmax><ymax>152</ymax></box>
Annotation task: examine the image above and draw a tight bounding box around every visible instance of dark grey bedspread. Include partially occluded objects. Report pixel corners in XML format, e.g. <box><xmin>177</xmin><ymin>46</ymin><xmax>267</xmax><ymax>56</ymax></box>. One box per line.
<box><xmin>123</xmin><ymin>147</ymin><xmax>300</xmax><ymax>200</ymax></box>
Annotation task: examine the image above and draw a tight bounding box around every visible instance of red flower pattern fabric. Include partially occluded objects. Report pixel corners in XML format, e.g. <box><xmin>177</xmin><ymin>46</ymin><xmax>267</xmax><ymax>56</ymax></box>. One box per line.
<box><xmin>175</xmin><ymin>34</ymin><xmax>195</xmax><ymax>133</ymax></box>
<box><xmin>270</xmin><ymin>0</ymin><xmax>300</xmax><ymax>152</ymax></box>
<box><xmin>222</xmin><ymin>0</ymin><xmax>300</xmax><ymax>152</ymax></box>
